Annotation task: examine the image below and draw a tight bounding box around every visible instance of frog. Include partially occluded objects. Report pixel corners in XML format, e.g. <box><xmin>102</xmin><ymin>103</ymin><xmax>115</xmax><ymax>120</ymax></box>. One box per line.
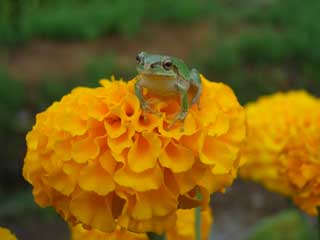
<box><xmin>134</xmin><ymin>51</ymin><xmax>202</xmax><ymax>128</ymax></box>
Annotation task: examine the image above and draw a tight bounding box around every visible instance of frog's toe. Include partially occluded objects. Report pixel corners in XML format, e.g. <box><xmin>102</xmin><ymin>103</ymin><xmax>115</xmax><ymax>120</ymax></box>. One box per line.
<box><xmin>191</xmin><ymin>99</ymin><xmax>201</xmax><ymax>110</ymax></box>
<box><xmin>177</xmin><ymin>111</ymin><xmax>188</xmax><ymax>121</ymax></box>
<box><xmin>196</xmin><ymin>102</ymin><xmax>201</xmax><ymax>110</ymax></box>
<box><xmin>167</xmin><ymin>119</ymin><xmax>185</xmax><ymax>132</ymax></box>
<box><xmin>141</xmin><ymin>103</ymin><xmax>162</xmax><ymax>118</ymax></box>
<box><xmin>142</xmin><ymin>103</ymin><xmax>154</xmax><ymax>113</ymax></box>
<box><xmin>167</xmin><ymin>112</ymin><xmax>187</xmax><ymax>129</ymax></box>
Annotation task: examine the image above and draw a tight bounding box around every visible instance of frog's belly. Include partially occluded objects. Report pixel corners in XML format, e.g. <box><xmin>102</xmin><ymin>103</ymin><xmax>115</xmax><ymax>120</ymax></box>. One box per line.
<box><xmin>140</xmin><ymin>75</ymin><xmax>179</xmax><ymax>96</ymax></box>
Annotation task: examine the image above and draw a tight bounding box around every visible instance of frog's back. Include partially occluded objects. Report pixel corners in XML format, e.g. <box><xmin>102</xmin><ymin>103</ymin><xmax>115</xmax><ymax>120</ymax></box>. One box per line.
<box><xmin>171</xmin><ymin>57</ymin><xmax>190</xmax><ymax>79</ymax></box>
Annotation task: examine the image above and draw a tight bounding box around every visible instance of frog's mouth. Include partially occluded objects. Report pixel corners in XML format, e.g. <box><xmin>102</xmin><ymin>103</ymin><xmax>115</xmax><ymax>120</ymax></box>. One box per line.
<box><xmin>139</xmin><ymin>73</ymin><xmax>176</xmax><ymax>81</ymax></box>
<box><xmin>136</xmin><ymin>66</ymin><xmax>176</xmax><ymax>77</ymax></box>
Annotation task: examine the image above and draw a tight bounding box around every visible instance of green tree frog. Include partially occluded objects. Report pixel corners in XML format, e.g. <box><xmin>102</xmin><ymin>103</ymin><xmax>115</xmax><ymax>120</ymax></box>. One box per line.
<box><xmin>135</xmin><ymin>51</ymin><xmax>202</xmax><ymax>127</ymax></box>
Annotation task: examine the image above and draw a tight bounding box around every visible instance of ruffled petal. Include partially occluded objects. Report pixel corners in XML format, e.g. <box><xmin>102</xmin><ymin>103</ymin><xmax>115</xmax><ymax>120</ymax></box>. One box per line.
<box><xmin>159</xmin><ymin>140</ymin><xmax>195</xmax><ymax>173</ymax></box>
<box><xmin>127</xmin><ymin>133</ymin><xmax>161</xmax><ymax>172</ymax></box>
<box><xmin>70</xmin><ymin>192</ymin><xmax>115</xmax><ymax>232</ymax></box>
<box><xmin>79</xmin><ymin>162</ymin><xmax>115</xmax><ymax>195</ymax></box>
<box><xmin>114</xmin><ymin>164</ymin><xmax>163</xmax><ymax>191</ymax></box>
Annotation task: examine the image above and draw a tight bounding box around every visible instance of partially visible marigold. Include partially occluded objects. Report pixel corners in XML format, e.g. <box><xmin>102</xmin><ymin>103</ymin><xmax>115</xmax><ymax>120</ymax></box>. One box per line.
<box><xmin>23</xmin><ymin>75</ymin><xmax>245</xmax><ymax>233</ymax></box>
<box><xmin>240</xmin><ymin>91</ymin><xmax>320</xmax><ymax>215</ymax></box>
<box><xmin>71</xmin><ymin>208</ymin><xmax>212</xmax><ymax>240</ymax></box>
<box><xmin>0</xmin><ymin>227</ymin><xmax>17</xmax><ymax>240</ymax></box>
<box><xmin>167</xmin><ymin>208</ymin><xmax>212</xmax><ymax>240</ymax></box>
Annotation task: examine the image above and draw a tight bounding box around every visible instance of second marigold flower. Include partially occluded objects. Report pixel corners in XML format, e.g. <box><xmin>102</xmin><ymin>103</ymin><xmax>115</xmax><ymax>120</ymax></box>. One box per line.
<box><xmin>240</xmin><ymin>91</ymin><xmax>320</xmax><ymax>215</ymax></box>
<box><xmin>23</xmin><ymin>75</ymin><xmax>245</xmax><ymax>233</ymax></box>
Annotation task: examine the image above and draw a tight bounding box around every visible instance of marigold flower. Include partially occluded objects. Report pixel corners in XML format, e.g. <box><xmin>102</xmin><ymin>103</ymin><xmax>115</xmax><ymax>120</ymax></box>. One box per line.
<box><xmin>71</xmin><ymin>208</ymin><xmax>213</xmax><ymax>240</ymax></box>
<box><xmin>23</xmin><ymin>75</ymin><xmax>245</xmax><ymax>233</ymax></box>
<box><xmin>0</xmin><ymin>227</ymin><xmax>17</xmax><ymax>240</ymax></box>
<box><xmin>240</xmin><ymin>91</ymin><xmax>320</xmax><ymax>215</ymax></box>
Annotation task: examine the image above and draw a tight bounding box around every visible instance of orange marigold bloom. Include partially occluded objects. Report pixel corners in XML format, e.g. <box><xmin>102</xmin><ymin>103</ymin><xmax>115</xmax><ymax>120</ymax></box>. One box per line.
<box><xmin>0</xmin><ymin>227</ymin><xmax>17</xmax><ymax>240</ymax></box>
<box><xmin>23</xmin><ymin>75</ymin><xmax>244</xmax><ymax>233</ymax></box>
<box><xmin>240</xmin><ymin>91</ymin><xmax>320</xmax><ymax>215</ymax></box>
<box><xmin>71</xmin><ymin>208</ymin><xmax>213</xmax><ymax>240</ymax></box>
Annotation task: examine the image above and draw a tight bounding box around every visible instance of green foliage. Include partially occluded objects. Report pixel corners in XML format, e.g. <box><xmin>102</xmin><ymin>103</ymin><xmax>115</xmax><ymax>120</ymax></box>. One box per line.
<box><xmin>0</xmin><ymin>68</ymin><xmax>25</xmax><ymax>135</ymax></box>
<box><xmin>246</xmin><ymin>210</ymin><xmax>315</xmax><ymax>240</ymax></box>
<box><xmin>35</xmin><ymin>78</ymin><xmax>73</xmax><ymax>111</ymax></box>
<box><xmin>0</xmin><ymin>0</ymin><xmax>26</xmax><ymax>45</ymax></box>
<box><xmin>24</xmin><ymin>0</ymin><xmax>145</xmax><ymax>40</ymax></box>
<box><xmin>0</xmin><ymin>190</ymin><xmax>38</xmax><ymax>218</ymax></box>
<box><xmin>0</xmin><ymin>0</ymin><xmax>210</xmax><ymax>45</ymax></box>
<box><xmin>84</xmin><ymin>54</ymin><xmax>117</xmax><ymax>87</ymax></box>
<box><xmin>0</xmin><ymin>189</ymin><xmax>59</xmax><ymax>222</ymax></box>
<box><xmin>230</xmin><ymin>0</ymin><xmax>320</xmax><ymax>65</ymax></box>
<box><xmin>84</xmin><ymin>54</ymin><xmax>135</xmax><ymax>87</ymax></box>
<box><xmin>200</xmin><ymin>0</ymin><xmax>320</xmax><ymax>103</ymax></box>
<box><xmin>236</xmin><ymin>29</ymin><xmax>288</xmax><ymax>64</ymax></box>
<box><xmin>205</xmin><ymin>28</ymin><xmax>289</xmax><ymax>71</ymax></box>
<box><xmin>146</xmin><ymin>0</ymin><xmax>208</xmax><ymax>23</ymax></box>
<box><xmin>204</xmin><ymin>39</ymin><xmax>241</xmax><ymax>74</ymax></box>
<box><xmin>33</xmin><ymin>55</ymin><xmax>130</xmax><ymax>111</ymax></box>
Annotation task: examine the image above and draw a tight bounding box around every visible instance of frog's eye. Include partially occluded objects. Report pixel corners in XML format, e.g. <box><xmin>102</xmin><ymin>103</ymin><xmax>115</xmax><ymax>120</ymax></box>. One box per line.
<box><xmin>136</xmin><ymin>55</ymin><xmax>143</xmax><ymax>64</ymax></box>
<box><xmin>163</xmin><ymin>59</ymin><xmax>173</xmax><ymax>70</ymax></box>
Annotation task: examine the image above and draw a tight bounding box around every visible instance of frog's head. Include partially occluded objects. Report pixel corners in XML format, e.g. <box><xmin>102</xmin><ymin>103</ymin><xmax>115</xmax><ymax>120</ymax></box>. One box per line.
<box><xmin>136</xmin><ymin>52</ymin><xmax>177</xmax><ymax>77</ymax></box>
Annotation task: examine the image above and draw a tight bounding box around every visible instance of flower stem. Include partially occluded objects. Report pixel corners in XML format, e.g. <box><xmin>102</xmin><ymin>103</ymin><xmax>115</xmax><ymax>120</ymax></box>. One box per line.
<box><xmin>195</xmin><ymin>206</ymin><xmax>202</xmax><ymax>240</ymax></box>
<box><xmin>195</xmin><ymin>188</ymin><xmax>202</xmax><ymax>240</ymax></box>
<box><xmin>147</xmin><ymin>232</ymin><xmax>166</xmax><ymax>240</ymax></box>
<box><xmin>318</xmin><ymin>207</ymin><xmax>320</xmax><ymax>240</ymax></box>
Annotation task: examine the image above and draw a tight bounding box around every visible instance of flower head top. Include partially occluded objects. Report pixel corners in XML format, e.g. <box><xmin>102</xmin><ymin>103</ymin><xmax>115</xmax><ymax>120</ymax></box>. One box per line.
<box><xmin>23</xmin><ymin>75</ymin><xmax>245</xmax><ymax>233</ymax></box>
<box><xmin>71</xmin><ymin>208</ymin><xmax>212</xmax><ymax>240</ymax></box>
<box><xmin>240</xmin><ymin>91</ymin><xmax>320</xmax><ymax>215</ymax></box>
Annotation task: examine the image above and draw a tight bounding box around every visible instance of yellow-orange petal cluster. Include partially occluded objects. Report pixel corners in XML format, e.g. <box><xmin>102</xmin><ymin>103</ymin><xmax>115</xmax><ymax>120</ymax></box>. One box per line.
<box><xmin>23</xmin><ymin>75</ymin><xmax>244</xmax><ymax>233</ymax></box>
<box><xmin>71</xmin><ymin>208</ymin><xmax>213</xmax><ymax>240</ymax></box>
<box><xmin>240</xmin><ymin>91</ymin><xmax>320</xmax><ymax>215</ymax></box>
<box><xmin>0</xmin><ymin>227</ymin><xmax>17</xmax><ymax>240</ymax></box>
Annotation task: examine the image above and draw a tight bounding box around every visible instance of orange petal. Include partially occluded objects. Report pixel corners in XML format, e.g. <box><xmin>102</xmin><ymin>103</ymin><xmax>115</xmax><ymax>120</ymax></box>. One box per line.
<box><xmin>219</xmin><ymin>109</ymin><xmax>246</xmax><ymax>144</ymax></box>
<box><xmin>128</xmin><ymin>133</ymin><xmax>161</xmax><ymax>173</ymax></box>
<box><xmin>54</xmin><ymin>111</ymin><xmax>87</xmax><ymax>136</ymax></box>
<box><xmin>119</xmin><ymin>94</ymin><xmax>141</xmax><ymax>122</ymax></box>
<box><xmin>133</xmin><ymin>113</ymin><xmax>163</xmax><ymax>132</ymax></box>
<box><xmin>54</xmin><ymin>139</ymin><xmax>72</xmax><ymax>161</ymax></box>
<box><xmin>174</xmin><ymin>161</ymin><xmax>207</xmax><ymax>194</ymax></box>
<box><xmin>72</xmin><ymin>134</ymin><xmax>100</xmax><ymax>163</ymax></box>
<box><xmin>104</xmin><ymin>114</ymin><xmax>127</xmax><ymax>138</ymax></box>
<box><xmin>79</xmin><ymin>162</ymin><xmax>115</xmax><ymax>195</ymax></box>
<box><xmin>46</xmin><ymin>169</ymin><xmax>76</xmax><ymax>195</ymax></box>
<box><xmin>114</xmin><ymin>164</ymin><xmax>163</xmax><ymax>191</ymax></box>
<box><xmin>208</xmin><ymin>113</ymin><xmax>230</xmax><ymax>137</ymax></box>
<box><xmin>159</xmin><ymin>140</ymin><xmax>195</xmax><ymax>173</ymax></box>
<box><xmin>87</xmin><ymin>98</ymin><xmax>109</xmax><ymax>121</ymax></box>
<box><xmin>26</xmin><ymin>129</ymin><xmax>48</xmax><ymax>150</ymax></box>
<box><xmin>199</xmin><ymin>135</ymin><xmax>239</xmax><ymax>174</ymax></box>
<box><xmin>99</xmin><ymin>150</ymin><xmax>117</xmax><ymax>174</ymax></box>
<box><xmin>132</xmin><ymin>185</ymin><xmax>178</xmax><ymax>220</ymax></box>
<box><xmin>70</xmin><ymin>192</ymin><xmax>115</xmax><ymax>232</ymax></box>
<box><xmin>62</xmin><ymin>162</ymin><xmax>83</xmax><ymax>181</ymax></box>
<box><xmin>215</xmin><ymin>83</ymin><xmax>240</xmax><ymax>111</ymax></box>
<box><xmin>108</xmin><ymin>128</ymin><xmax>135</xmax><ymax>154</ymax></box>
<box><xmin>198</xmin><ymin>168</ymin><xmax>234</xmax><ymax>193</ymax></box>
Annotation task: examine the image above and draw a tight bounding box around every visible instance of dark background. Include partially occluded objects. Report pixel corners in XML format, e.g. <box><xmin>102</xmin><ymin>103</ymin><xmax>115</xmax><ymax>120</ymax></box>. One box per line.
<box><xmin>0</xmin><ymin>0</ymin><xmax>319</xmax><ymax>239</ymax></box>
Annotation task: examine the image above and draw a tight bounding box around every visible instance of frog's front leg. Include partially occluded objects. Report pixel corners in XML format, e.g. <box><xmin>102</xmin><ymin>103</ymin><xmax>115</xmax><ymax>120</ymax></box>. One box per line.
<box><xmin>190</xmin><ymin>68</ymin><xmax>202</xmax><ymax>109</ymax></box>
<box><xmin>168</xmin><ymin>81</ymin><xmax>189</xmax><ymax>130</ymax></box>
<box><xmin>134</xmin><ymin>78</ymin><xmax>160</xmax><ymax>117</ymax></box>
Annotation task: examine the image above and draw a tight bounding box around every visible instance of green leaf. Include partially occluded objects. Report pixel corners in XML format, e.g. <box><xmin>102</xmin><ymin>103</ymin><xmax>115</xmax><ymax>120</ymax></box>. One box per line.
<box><xmin>247</xmin><ymin>210</ymin><xmax>316</xmax><ymax>240</ymax></box>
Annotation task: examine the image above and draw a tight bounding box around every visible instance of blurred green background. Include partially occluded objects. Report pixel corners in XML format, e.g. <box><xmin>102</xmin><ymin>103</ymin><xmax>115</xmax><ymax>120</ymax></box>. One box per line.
<box><xmin>0</xmin><ymin>0</ymin><xmax>319</xmax><ymax>239</ymax></box>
